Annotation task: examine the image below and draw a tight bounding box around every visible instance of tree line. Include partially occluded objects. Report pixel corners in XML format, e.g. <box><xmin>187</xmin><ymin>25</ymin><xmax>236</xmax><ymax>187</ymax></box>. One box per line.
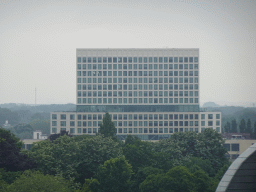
<box><xmin>1</xmin><ymin>113</ymin><xmax>230</xmax><ymax>192</ymax></box>
<box><xmin>223</xmin><ymin>118</ymin><xmax>256</xmax><ymax>138</ymax></box>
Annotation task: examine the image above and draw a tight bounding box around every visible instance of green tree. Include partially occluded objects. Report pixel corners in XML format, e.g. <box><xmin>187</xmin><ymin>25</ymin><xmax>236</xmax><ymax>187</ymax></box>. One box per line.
<box><xmin>154</xmin><ymin>129</ymin><xmax>228</xmax><ymax>175</ymax></box>
<box><xmin>99</xmin><ymin>112</ymin><xmax>116</xmax><ymax>138</ymax></box>
<box><xmin>0</xmin><ymin>107</ymin><xmax>19</xmax><ymax>125</ymax></box>
<box><xmin>246</xmin><ymin>118</ymin><xmax>252</xmax><ymax>134</ymax></box>
<box><xmin>95</xmin><ymin>157</ymin><xmax>133</xmax><ymax>192</ymax></box>
<box><xmin>189</xmin><ymin>166</ymin><xmax>216</xmax><ymax>192</ymax></box>
<box><xmin>0</xmin><ymin>168</ymin><xmax>22</xmax><ymax>184</ymax></box>
<box><xmin>78</xmin><ymin>178</ymin><xmax>100</xmax><ymax>192</ymax></box>
<box><xmin>29</xmin><ymin>119</ymin><xmax>50</xmax><ymax>135</ymax></box>
<box><xmin>252</xmin><ymin>121</ymin><xmax>256</xmax><ymax>139</ymax></box>
<box><xmin>6</xmin><ymin>170</ymin><xmax>71</xmax><ymax>192</ymax></box>
<box><xmin>132</xmin><ymin>166</ymin><xmax>164</xmax><ymax>192</ymax></box>
<box><xmin>0</xmin><ymin>127</ymin><xmax>37</xmax><ymax>172</ymax></box>
<box><xmin>0</xmin><ymin>172</ymin><xmax>8</xmax><ymax>192</ymax></box>
<box><xmin>139</xmin><ymin>166</ymin><xmax>195</xmax><ymax>192</ymax></box>
<box><xmin>197</xmin><ymin>128</ymin><xmax>228</xmax><ymax>172</ymax></box>
<box><xmin>185</xmin><ymin>157</ymin><xmax>215</xmax><ymax>177</ymax></box>
<box><xmin>223</xmin><ymin>121</ymin><xmax>231</xmax><ymax>133</ymax></box>
<box><xmin>125</xmin><ymin>135</ymin><xmax>141</xmax><ymax>146</ymax></box>
<box><xmin>26</xmin><ymin>135</ymin><xmax>122</xmax><ymax>186</ymax></box>
<box><xmin>8</xmin><ymin>123</ymin><xmax>35</xmax><ymax>140</ymax></box>
<box><xmin>214</xmin><ymin>163</ymin><xmax>230</xmax><ymax>181</ymax></box>
<box><xmin>239</xmin><ymin>119</ymin><xmax>246</xmax><ymax>133</ymax></box>
<box><xmin>123</xmin><ymin>137</ymin><xmax>155</xmax><ymax>172</ymax></box>
<box><xmin>231</xmin><ymin>119</ymin><xmax>237</xmax><ymax>133</ymax></box>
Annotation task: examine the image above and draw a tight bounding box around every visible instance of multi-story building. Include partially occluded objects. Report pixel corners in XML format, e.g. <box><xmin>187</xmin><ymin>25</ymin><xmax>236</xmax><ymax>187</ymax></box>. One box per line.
<box><xmin>51</xmin><ymin>48</ymin><xmax>221</xmax><ymax>140</ymax></box>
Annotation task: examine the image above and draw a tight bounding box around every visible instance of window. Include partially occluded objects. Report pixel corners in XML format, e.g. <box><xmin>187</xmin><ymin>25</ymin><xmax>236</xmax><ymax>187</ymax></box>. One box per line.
<box><xmin>52</xmin><ymin>114</ymin><xmax>57</xmax><ymax>119</ymax></box>
<box><xmin>70</xmin><ymin>128</ymin><xmax>75</xmax><ymax>134</ymax></box>
<box><xmin>61</xmin><ymin>114</ymin><xmax>66</xmax><ymax>120</ymax></box>
<box><xmin>208</xmin><ymin>114</ymin><xmax>213</xmax><ymax>119</ymax></box>
<box><xmin>52</xmin><ymin>128</ymin><xmax>57</xmax><ymax>133</ymax></box>
<box><xmin>216</xmin><ymin>114</ymin><xmax>220</xmax><ymax>119</ymax></box>
<box><xmin>70</xmin><ymin>121</ymin><xmax>75</xmax><ymax>126</ymax></box>
<box><xmin>231</xmin><ymin>144</ymin><xmax>239</xmax><ymax>151</ymax></box>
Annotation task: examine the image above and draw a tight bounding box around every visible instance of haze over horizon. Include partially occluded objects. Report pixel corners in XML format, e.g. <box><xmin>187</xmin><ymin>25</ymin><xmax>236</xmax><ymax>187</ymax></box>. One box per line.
<box><xmin>1</xmin><ymin>0</ymin><xmax>255</xmax><ymax>106</ymax></box>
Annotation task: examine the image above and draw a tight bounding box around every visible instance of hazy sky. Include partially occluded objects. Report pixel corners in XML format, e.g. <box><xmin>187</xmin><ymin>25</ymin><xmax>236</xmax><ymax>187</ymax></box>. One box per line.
<box><xmin>0</xmin><ymin>0</ymin><xmax>255</xmax><ymax>106</ymax></box>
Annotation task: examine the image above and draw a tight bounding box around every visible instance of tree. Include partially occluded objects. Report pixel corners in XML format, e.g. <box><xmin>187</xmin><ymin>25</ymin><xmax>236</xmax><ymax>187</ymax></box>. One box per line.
<box><xmin>0</xmin><ymin>127</ymin><xmax>37</xmax><ymax>172</ymax></box>
<box><xmin>123</xmin><ymin>137</ymin><xmax>156</xmax><ymax>172</ymax></box>
<box><xmin>139</xmin><ymin>166</ymin><xmax>195</xmax><ymax>192</ymax></box>
<box><xmin>0</xmin><ymin>172</ymin><xmax>8</xmax><ymax>192</ymax></box>
<box><xmin>214</xmin><ymin>163</ymin><xmax>230</xmax><ymax>181</ymax></box>
<box><xmin>26</xmin><ymin>135</ymin><xmax>122</xmax><ymax>185</ymax></box>
<box><xmin>48</xmin><ymin>130</ymin><xmax>72</xmax><ymax>141</ymax></box>
<box><xmin>223</xmin><ymin>122</ymin><xmax>231</xmax><ymax>133</ymax></box>
<box><xmin>189</xmin><ymin>166</ymin><xmax>216</xmax><ymax>192</ymax></box>
<box><xmin>252</xmin><ymin>121</ymin><xmax>256</xmax><ymax>139</ymax></box>
<box><xmin>0</xmin><ymin>168</ymin><xmax>22</xmax><ymax>184</ymax></box>
<box><xmin>6</xmin><ymin>170</ymin><xmax>71</xmax><ymax>192</ymax></box>
<box><xmin>95</xmin><ymin>157</ymin><xmax>133</xmax><ymax>192</ymax></box>
<box><xmin>185</xmin><ymin>157</ymin><xmax>215</xmax><ymax>177</ymax></box>
<box><xmin>239</xmin><ymin>119</ymin><xmax>246</xmax><ymax>133</ymax></box>
<box><xmin>125</xmin><ymin>135</ymin><xmax>141</xmax><ymax>146</ymax></box>
<box><xmin>197</xmin><ymin>128</ymin><xmax>229</xmax><ymax>172</ymax></box>
<box><xmin>78</xmin><ymin>178</ymin><xmax>100</xmax><ymax>192</ymax></box>
<box><xmin>0</xmin><ymin>107</ymin><xmax>19</xmax><ymax>125</ymax></box>
<box><xmin>154</xmin><ymin>129</ymin><xmax>228</xmax><ymax>175</ymax></box>
<box><xmin>231</xmin><ymin>119</ymin><xmax>237</xmax><ymax>133</ymax></box>
<box><xmin>132</xmin><ymin>166</ymin><xmax>164</xmax><ymax>192</ymax></box>
<box><xmin>246</xmin><ymin>118</ymin><xmax>252</xmax><ymax>134</ymax></box>
<box><xmin>99</xmin><ymin>112</ymin><xmax>116</xmax><ymax>138</ymax></box>
<box><xmin>29</xmin><ymin>119</ymin><xmax>50</xmax><ymax>135</ymax></box>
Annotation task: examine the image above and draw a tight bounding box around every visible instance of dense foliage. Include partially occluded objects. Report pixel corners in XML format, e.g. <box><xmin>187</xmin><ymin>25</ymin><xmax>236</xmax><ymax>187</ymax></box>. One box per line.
<box><xmin>0</xmin><ymin>128</ymin><xmax>37</xmax><ymax>172</ymax></box>
<box><xmin>5</xmin><ymin>170</ymin><xmax>71</xmax><ymax>192</ymax></box>
<box><xmin>1</xmin><ymin>124</ymin><xmax>230</xmax><ymax>192</ymax></box>
<box><xmin>223</xmin><ymin>118</ymin><xmax>256</xmax><ymax>139</ymax></box>
<box><xmin>25</xmin><ymin>134</ymin><xmax>123</xmax><ymax>185</ymax></box>
<box><xmin>99</xmin><ymin>112</ymin><xmax>116</xmax><ymax>138</ymax></box>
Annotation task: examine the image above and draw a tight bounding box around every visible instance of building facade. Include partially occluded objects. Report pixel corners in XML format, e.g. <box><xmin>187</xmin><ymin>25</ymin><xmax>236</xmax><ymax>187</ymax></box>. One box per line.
<box><xmin>51</xmin><ymin>48</ymin><xmax>221</xmax><ymax>140</ymax></box>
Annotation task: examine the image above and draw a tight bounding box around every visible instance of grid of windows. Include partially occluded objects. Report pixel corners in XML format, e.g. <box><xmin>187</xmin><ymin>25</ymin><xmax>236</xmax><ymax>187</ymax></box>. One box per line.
<box><xmin>77</xmin><ymin>56</ymin><xmax>199</xmax><ymax>105</ymax></box>
<box><xmin>51</xmin><ymin>112</ymin><xmax>210</xmax><ymax>135</ymax></box>
<box><xmin>50</xmin><ymin>49</ymin><xmax>222</xmax><ymax>138</ymax></box>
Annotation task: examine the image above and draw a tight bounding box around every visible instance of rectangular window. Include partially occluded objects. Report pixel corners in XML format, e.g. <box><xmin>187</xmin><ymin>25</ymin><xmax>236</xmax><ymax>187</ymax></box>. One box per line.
<box><xmin>52</xmin><ymin>128</ymin><xmax>57</xmax><ymax>133</ymax></box>
<box><xmin>231</xmin><ymin>144</ymin><xmax>239</xmax><ymax>151</ymax></box>
<box><xmin>60</xmin><ymin>121</ymin><xmax>66</xmax><ymax>126</ymax></box>
<box><xmin>52</xmin><ymin>121</ymin><xmax>57</xmax><ymax>126</ymax></box>
<box><xmin>208</xmin><ymin>114</ymin><xmax>213</xmax><ymax>119</ymax></box>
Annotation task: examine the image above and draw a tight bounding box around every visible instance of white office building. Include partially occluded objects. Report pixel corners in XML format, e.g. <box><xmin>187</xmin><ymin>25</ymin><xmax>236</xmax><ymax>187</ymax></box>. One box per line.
<box><xmin>51</xmin><ymin>48</ymin><xmax>221</xmax><ymax>140</ymax></box>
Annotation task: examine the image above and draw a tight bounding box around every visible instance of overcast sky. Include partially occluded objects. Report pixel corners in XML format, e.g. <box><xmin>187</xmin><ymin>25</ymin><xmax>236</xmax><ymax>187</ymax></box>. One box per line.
<box><xmin>0</xmin><ymin>0</ymin><xmax>255</xmax><ymax>106</ymax></box>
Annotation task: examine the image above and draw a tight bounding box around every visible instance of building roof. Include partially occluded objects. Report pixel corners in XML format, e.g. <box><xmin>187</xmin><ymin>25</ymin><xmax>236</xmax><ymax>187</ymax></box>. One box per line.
<box><xmin>216</xmin><ymin>142</ymin><xmax>256</xmax><ymax>191</ymax></box>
